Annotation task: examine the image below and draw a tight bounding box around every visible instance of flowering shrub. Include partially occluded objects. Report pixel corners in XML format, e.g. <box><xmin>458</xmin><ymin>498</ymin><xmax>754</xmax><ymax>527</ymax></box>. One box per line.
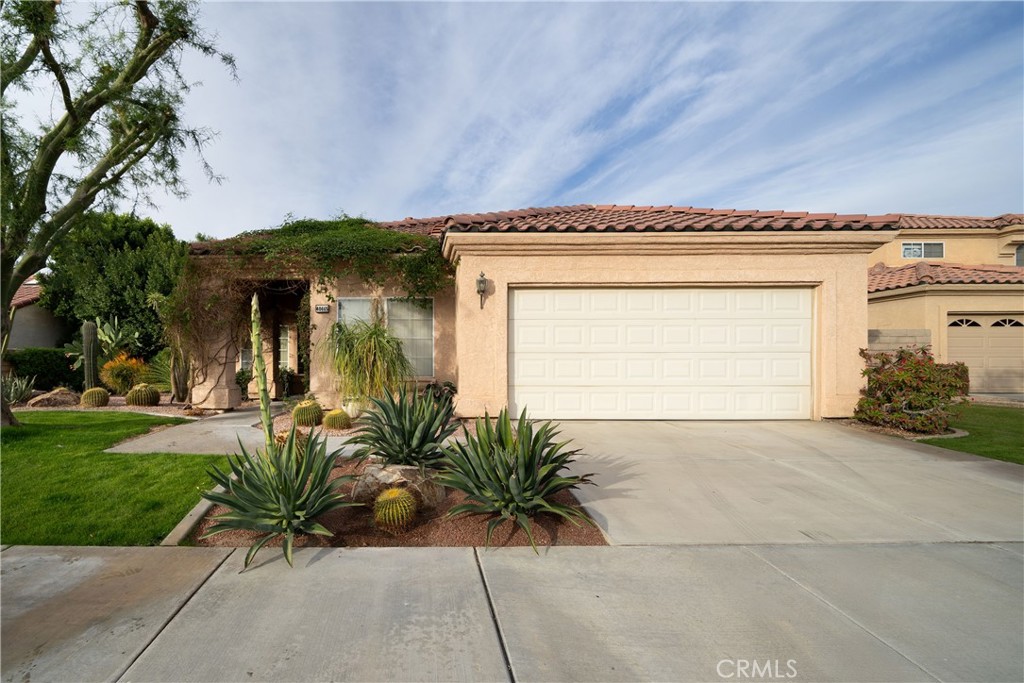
<box><xmin>854</xmin><ymin>346</ymin><xmax>967</xmax><ymax>434</ymax></box>
<box><xmin>99</xmin><ymin>353</ymin><xmax>147</xmax><ymax>395</ymax></box>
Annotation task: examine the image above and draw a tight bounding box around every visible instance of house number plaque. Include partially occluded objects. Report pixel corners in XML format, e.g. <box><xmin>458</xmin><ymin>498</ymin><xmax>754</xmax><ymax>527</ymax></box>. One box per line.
<box><xmin>314</xmin><ymin>304</ymin><xmax>330</xmax><ymax>314</ymax></box>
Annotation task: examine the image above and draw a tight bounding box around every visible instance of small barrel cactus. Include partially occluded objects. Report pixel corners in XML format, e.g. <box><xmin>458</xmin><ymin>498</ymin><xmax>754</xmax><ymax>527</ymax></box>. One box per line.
<box><xmin>322</xmin><ymin>408</ymin><xmax>352</xmax><ymax>430</ymax></box>
<box><xmin>125</xmin><ymin>383</ymin><xmax>160</xmax><ymax>407</ymax></box>
<box><xmin>80</xmin><ymin>387</ymin><xmax>110</xmax><ymax>407</ymax></box>
<box><xmin>292</xmin><ymin>399</ymin><xmax>323</xmax><ymax>426</ymax></box>
<box><xmin>374</xmin><ymin>487</ymin><xmax>418</xmax><ymax>534</ymax></box>
<box><xmin>274</xmin><ymin>429</ymin><xmax>309</xmax><ymax>454</ymax></box>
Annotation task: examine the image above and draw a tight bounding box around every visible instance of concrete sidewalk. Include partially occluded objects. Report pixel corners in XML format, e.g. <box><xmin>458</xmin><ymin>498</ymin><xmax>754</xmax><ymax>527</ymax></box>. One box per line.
<box><xmin>105</xmin><ymin>407</ymin><xmax>355</xmax><ymax>456</ymax></box>
<box><xmin>2</xmin><ymin>543</ymin><xmax>1021</xmax><ymax>682</ymax></box>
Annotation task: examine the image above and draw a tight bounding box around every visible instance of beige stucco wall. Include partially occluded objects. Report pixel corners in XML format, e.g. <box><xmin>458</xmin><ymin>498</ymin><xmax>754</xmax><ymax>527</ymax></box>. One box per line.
<box><xmin>870</xmin><ymin>225</ymin><xmax>1023</xmax><ymax>266</ymax></box>
<box><xmin>445</xmin><ymin>231</ymin><xmax>894</xmax><ymax>420</ymax></box>
<box><xmin>8</xmin><ymin>304</ymin><xmax>67</xmax><ymax>349</ymax></box>
<box><xmin>307</xmin><ymin>276</ymin><xmax>456</xmax><ymax>409</ymax></box>
<box><xmin>868</xmin><ymin>284</ymin><xmax>1024</xmax><ymax>362</ymax></box>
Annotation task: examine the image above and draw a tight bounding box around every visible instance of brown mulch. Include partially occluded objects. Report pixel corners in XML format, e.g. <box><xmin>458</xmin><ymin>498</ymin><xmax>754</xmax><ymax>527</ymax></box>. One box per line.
<box><xmin>191</xmin><ymin>458</ymin><xmax>607</xmax><ymax>549</ymax></box>
<box><xmin>267</xmin><ymin>412</ymin><xmax>482</xmax><ymax>439</ymax></box>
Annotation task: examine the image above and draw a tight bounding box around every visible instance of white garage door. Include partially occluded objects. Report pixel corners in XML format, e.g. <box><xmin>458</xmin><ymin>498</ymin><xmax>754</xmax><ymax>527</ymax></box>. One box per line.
<box><xmin>509</xmin><ymin>288</ymin><xmax>812</xmax><ymax>420</ymax></box>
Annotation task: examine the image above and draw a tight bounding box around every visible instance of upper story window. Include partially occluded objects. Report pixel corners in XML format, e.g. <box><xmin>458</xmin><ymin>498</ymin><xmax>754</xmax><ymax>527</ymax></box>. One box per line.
<box><xmin>337</xmin><ymin>297</ymin><xmax>434</xmax><ymax>377</ymax></box>
<box><xmin>902</xmin><ymin>242</ymin><xmax>944</xmax><ymax>259</ymax></box>
<box><xmin>1016</xmin><ymin>244</ymin><xmax>1023</xmax><ymax>266</ymax></box>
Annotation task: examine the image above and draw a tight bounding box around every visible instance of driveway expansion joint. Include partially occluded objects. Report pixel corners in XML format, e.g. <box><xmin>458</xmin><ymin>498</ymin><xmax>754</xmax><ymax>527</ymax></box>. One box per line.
<box><xmin>742</xmin><ymin>545</ymin><xmax>944</xmax><ymax>683</ymax></box>
<box><xmin>112</xmin><ymin>548</ymin><xmax>235</xmax><ymax>683</ymax></box>
<box><xmin>473</xmin><ymin>547</ymin><xmax>515</xmax><ymax>683</ymax></box>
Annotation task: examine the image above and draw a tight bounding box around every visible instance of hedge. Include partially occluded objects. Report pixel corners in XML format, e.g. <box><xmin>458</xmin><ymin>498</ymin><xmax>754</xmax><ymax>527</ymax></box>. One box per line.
<box><xmin>4</xmin><ymin>347</ymin><xmax>83</xmax><ymax>391</ymax></box>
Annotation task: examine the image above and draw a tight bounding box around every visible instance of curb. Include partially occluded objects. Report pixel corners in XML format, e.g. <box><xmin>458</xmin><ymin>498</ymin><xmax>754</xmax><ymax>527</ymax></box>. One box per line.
<box><xmin>908</xmin><ymin>428</ymin><xmax>969</xmax><ymax>441</ymax></box>
<box><xmin>160</xmin><ymin>486</ymin><xmax>223</xmax><ymax>546</ymax></box>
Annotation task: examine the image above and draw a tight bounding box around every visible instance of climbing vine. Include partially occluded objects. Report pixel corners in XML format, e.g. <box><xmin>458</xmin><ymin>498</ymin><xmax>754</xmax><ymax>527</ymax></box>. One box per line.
<box><xmin>165</xmin><ymin>216</ymin><xmax>454</xmax><ymax>404</ymax></box>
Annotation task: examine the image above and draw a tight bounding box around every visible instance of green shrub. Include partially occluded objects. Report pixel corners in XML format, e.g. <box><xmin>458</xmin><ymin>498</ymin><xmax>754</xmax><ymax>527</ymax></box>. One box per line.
<box><xmin>100</xmin><ymin>353</ymin><xmax>147</xmax><ymax>395</ymax></box>
<box><xmin>350</xmin><ymin>386</ymin><xmax>459</xmax><ymax>470</ymax></box>
<box><xmin>292</xmin><ymin>399</ymin><xmax>323</xmax><ymax>426</ymax></box>
<box><xmin>323</xmin><ymin>408</ymin><xmax>352</xmax><ymax>430</ymax></box>
<box><xmin>373</xmin><ymin>487</ymin><xmax>418</xmax><ymax>534</ymax></box>
<box><xmin>1</xmin><ymin>374</ymin><xmax>36</xmax><ymax>404</ymax></box>
<box><xmin>202</xmin><ymin>428</ymin><xmax>359</xmax><ymax>569</ymax></box>
<box><xmin>80</xmin><ymin>387</ymin><xmax>110</xmax><ymax>407</ymax></box>
<box><xmin>4</xmin><ymin>347</ymin><xmax>82</xmax><ymax>391</ymax></box>
<box><xmin>937</xmin><ymin>362</ymin><xmax>970</xmax><ymax>396</ymax></box>
<box><xmin>437</xmin><ymin>407</ymin><xmax>595</xmax><ymax>551</ymax></box>
<box><xmin>855</xmin><ymin>346</ymin><xmax>966</xmax><ymax>434</ymax></box>
<box><xmin>235</xmin><ymin>368</ymin><xmax>253</xmax><ymax>400</ymax></box>
<box><xmin>139</xmin><ymin>348</ymin><xmax>173</xmax><ymax>392</ymax></box>
<box><xmin>125</xmin><ymin>383</ymin><xmax>160</xmax><ymax>406</ymax></box>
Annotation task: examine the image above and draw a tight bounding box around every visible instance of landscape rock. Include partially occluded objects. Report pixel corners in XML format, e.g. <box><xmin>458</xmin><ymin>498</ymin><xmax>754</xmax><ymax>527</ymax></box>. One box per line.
<box><xmin>350</xmin><ymin>463</ymin><xmax>447</xmax><ymax>510</ymax></box>
<box><xmin>27</xmin><ymin>387</ymin><xmax>80</xmax><ymax>408</ymax></box>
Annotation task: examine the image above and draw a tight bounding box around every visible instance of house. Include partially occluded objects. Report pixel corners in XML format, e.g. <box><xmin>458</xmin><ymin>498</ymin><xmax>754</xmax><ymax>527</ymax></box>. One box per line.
<box><xmin>6</xmin><ymin>278</ymin><xmax>68</xmax><ymax>350</ymax></box>
<box><xmin>191</xmin><ymin>204</ymin><xmax>1023</xmax><ymax>418</ymax></box>
<box><xmin>866</xmin><ymin>213</ymin><xmax>1024</xmax><ymax>392</ymax></box>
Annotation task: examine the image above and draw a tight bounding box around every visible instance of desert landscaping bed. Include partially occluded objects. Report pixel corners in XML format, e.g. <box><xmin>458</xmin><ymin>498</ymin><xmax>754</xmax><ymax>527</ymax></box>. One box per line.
<box><xmin>191</xmin><ymin>457</ymin><xmax>607</xmax><ymax>549</ymax></box>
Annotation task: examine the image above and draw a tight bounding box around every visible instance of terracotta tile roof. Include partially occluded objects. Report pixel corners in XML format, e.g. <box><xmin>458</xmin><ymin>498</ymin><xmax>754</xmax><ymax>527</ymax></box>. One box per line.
<box><xmin>896</xmin><ymin>213</ymin><xmax>1023</xmax><ymax>230</ymax></box>
<box><xmin>11</xmin><ymin>280</ymin><xmax>42</xmax><ymax>309</ymax></box>
<box><xmin>377</xmin><ymin>214</ymin><xmax>449</xmax><ymax>236</ymax></box>
<box><xmin>868</xmin><ymin>262</ymin><xmax>1024</xmax><ymax>293</ymax></box>
<box><xmin>438</xmin><ymin>204</ymin><xmax>902</xmax><ymax>234</ymax></box>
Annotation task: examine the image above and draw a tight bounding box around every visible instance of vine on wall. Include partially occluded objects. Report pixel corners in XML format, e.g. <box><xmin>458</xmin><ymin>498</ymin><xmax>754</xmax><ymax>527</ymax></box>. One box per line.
<box><xmin>167</xmin><ymin>216</ymin><xmax>454</xmax><ymax>402</ymax></box>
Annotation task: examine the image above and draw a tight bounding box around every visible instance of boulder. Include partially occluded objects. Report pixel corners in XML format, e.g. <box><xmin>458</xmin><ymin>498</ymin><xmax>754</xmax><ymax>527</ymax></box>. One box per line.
<box><xmin>27</xmin><ymin>387</ymin><xmax>80</xmax><ymax>408</ymax></box>
<box><xmin>350</xmin><ymin>463</ymin><xmax>447</xmax><ymax>511</ymax></box>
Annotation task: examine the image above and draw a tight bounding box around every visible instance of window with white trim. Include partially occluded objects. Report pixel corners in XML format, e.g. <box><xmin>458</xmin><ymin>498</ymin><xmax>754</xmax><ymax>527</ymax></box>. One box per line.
<box><xmin>277</xmin><ymin>325</ymin><xmax>292</xmax><ymax>369</ymax></box>
<box><xmin>902</xmin><ymin>242</ymin><xmax>944</xmax><ymax>259</ymax></box>
<box><xmin>239</xmin><ymin>347</ymin><xmax>253</xmax><ymax>371</ymax></box>
<box><xmin>336</xmin><ymin>297</ymin><xmax>434</xmax><ymax>377</ymax></box>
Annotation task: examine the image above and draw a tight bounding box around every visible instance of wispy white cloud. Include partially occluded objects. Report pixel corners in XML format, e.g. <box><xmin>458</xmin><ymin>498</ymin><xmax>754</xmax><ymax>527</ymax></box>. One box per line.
<box><xmin>137</xmin><ymin>1</ymin><xmax>1022</xmax><ymax>239</ymax></box>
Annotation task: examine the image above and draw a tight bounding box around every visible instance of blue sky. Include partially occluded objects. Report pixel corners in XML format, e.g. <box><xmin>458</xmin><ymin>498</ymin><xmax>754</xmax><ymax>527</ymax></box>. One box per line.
<box><xmin>143</xmin><ymin>1</ymin><xmax>1024</xmax><ymax>240</ymax></box>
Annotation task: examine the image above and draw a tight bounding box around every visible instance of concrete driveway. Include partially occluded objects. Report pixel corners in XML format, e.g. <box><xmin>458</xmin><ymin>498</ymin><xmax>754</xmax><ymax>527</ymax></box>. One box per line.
<box><xmin>558</xmin><ymin>420</ymin><xmax>1024</xmax><ymax>546</ymax></box>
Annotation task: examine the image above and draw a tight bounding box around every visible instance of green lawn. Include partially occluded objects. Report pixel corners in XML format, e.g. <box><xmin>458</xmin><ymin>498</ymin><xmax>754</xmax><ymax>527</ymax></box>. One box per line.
<box><xmin>1</xmin><ymin>411</ymin><xmax>226</xmax><ymax>545</ymax></box>
<box><xmin>918</xmin><ymin>404</ymin><xmax>1024</xmax><ymax>465</ymax></box>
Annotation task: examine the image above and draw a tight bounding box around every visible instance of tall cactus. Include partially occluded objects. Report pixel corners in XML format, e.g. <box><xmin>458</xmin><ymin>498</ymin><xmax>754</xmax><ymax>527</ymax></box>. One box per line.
<box><xmin>250</xmin><ymin>294</ymin><xmax>274</xmax><ymax>455</ymax></box>
<box><xmin>82</xmin><ymin>320</ymin><xmax>99</xmax><ymax>390</ymax></box>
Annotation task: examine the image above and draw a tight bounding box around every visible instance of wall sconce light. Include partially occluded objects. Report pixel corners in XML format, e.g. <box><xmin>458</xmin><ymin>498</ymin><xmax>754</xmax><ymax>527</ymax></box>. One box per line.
<box><xmin>476</xmin><ymin>272</ymin><xmax>487</xmax><ymax>309</ymax></box>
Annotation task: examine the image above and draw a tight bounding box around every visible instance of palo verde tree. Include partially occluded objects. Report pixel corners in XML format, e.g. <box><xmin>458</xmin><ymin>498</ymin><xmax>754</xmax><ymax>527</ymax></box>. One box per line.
<box><xmin>1</xmin><ymin>0</ymin><xmax>234</xmax><ymax>426</ymax></box>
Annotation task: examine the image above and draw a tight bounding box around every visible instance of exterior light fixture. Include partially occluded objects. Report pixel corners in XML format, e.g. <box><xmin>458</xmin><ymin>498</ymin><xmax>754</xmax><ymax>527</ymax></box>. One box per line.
<box><xmin>476</xmin><ymin>272</ymin><xmax>487</xmax><ymax>309</ymax></box>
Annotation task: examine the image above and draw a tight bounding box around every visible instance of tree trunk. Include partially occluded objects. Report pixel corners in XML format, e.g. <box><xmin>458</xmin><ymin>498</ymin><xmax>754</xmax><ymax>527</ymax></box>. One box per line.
<box><xmin>1</xmin><ymin>398</ymin><xmax>20</xmax><ymax>427</ymax></box>
<box><xmin>0</xmin><ymin>304</ymin><xmax>21</xmax><ymax>427</ymax></box>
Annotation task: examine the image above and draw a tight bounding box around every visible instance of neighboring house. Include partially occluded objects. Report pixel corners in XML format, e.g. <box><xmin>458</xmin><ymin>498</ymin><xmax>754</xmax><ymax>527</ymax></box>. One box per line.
<box><xmin>7</xmin><ymin>278</ymin><xmax>68</xmax><ymax>350</ymax></box>
<box><xmin>866</xmin><ymin>214</ymin><xmax>1024</xmax><ymax>393</ymax></box>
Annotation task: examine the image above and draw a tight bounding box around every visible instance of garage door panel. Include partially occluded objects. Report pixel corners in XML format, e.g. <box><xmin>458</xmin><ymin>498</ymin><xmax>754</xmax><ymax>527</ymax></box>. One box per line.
<box><xmin>947</xmin><ymin>315</ymin><xmax>1024</xmax><ymax>393</ymax></box>
<box><xmin>510</xmin><ymin>353</ymin><xmax>810</xmax><ymax>387</ymax></box>
<box><xmin>509</xmin><ymin>288</ymin><xmax>812</xmax><ymax>419</ymax></box>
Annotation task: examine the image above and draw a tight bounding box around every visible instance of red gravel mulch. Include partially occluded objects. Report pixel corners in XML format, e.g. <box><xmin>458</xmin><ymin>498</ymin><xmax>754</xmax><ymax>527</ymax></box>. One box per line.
<box><xmin>191</xmin><ymin>458</ymin><xmax>607</xmax><ymax>549</ymax></box>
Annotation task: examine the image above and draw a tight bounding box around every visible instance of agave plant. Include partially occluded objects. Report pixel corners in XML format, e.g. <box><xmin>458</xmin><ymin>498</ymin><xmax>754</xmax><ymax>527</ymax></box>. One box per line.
<box><xmin>1</xmin><ymin>374</ymin><xmax>35</xmax><ymax>405</ymax></box>
<box><xmin>201</xmin><ymin>428</ymin><xmax>357</xmax><ymax>569</ymax></box>
<box><xmin>350</xmin><ymin>387</ymin><xmax>459</xmax><ymax>470</ymax></box>
<box><xmin>437</xmin><ymin>408</ymin><xmax>595</xmax><ymax>552</ymax></box>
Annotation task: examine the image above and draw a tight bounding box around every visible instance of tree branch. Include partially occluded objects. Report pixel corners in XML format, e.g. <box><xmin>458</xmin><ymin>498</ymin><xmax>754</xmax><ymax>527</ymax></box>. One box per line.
<box><xmin>39</xmin><ymin>38</ymin><xmax>77</xmax><ymax>123</ymax></box>
<box><xmin>0</xmin><ymin>36</ymin><xmax>40</xmax><ymax>97</ymax></box>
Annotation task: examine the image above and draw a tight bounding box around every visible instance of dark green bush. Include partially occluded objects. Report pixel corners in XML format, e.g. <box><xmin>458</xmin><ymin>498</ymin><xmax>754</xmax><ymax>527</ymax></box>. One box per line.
<box><xmin>3</xmin><ymin>347</ymin><xmax>83</xmax><ymax>391</ymax></box>
<box><xmin>855</xmin><ymin>346</ymin><xmax>966</xmax><ymax>434</ymax></box>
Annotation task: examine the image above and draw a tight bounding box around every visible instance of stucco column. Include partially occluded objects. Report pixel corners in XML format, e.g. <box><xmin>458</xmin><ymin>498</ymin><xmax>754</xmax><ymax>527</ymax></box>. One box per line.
<box><xmin>191</xmin><ymin>329</ymin><xmax>241</xmax><ymax>410</ymax></box>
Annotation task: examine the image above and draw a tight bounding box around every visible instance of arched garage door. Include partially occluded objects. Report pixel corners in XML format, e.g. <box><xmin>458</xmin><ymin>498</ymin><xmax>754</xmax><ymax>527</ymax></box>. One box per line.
<box><xmin>508</xmin><ymin>287</ymin><xmax>812</xmax><ymax>420</ymax></box>
<box><xmin>947</xmin><ymin>315</ymin><xmax>1024</xmax><ymax>393</ymax></box>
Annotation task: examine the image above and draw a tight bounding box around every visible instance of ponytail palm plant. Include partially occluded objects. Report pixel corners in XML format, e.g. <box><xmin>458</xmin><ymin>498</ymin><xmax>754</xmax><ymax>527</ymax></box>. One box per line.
<box><xmin>328</xmin><ymin>319</ymin><xmax>412</xmax><ymax>400</ymax></box>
